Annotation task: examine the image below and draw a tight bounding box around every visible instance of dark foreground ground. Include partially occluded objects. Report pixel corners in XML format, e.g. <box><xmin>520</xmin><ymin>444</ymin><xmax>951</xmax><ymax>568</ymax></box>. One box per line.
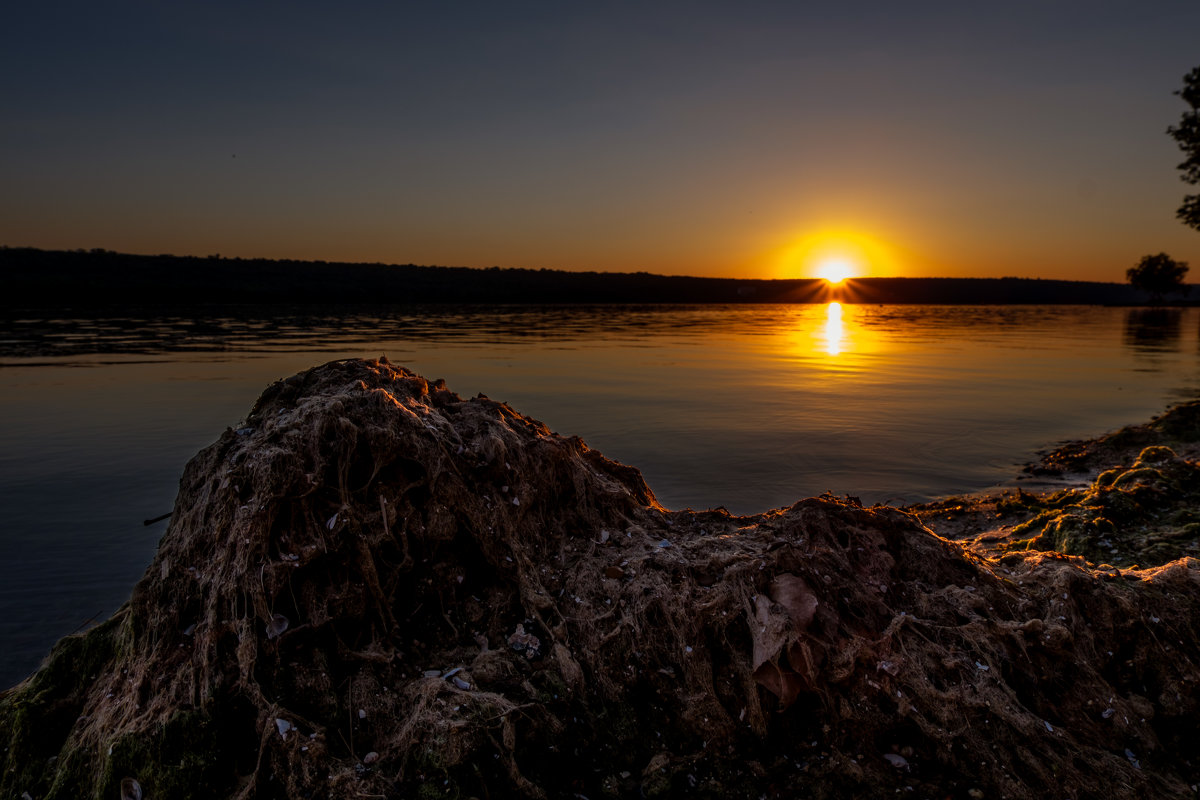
<box><xmin>3</xmin><ymin>359</ymin><xmax>1199</xmax><ymax>799</ymax></box>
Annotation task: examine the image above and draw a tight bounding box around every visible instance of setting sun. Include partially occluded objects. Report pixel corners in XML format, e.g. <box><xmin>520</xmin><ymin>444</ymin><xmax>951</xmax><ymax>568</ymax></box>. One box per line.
<box><xmin>768</xmin><ymin>228</ymin><xmax>901</xmax><ymax>281</ymax></box>
<box><xmin>816</xmin><ymin>259</ymin><xmax>855</xmax><ymax>284</ymax></box>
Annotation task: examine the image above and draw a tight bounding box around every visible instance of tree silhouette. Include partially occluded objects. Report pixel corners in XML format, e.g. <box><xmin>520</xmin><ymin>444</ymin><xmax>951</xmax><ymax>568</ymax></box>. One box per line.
<box><xmin>1168</xmin><ymin>67</ymin><xmax>1200</xmax><ymax>231</ymax></box>
<box><xmin>1127</xmin><ymin>253</ymin><xmax>1189</xmax><ymax>302</ymax></box>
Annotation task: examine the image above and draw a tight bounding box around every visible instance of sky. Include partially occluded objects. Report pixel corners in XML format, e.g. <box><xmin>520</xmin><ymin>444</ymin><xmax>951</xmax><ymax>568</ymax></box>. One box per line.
<box><xmin>2</xmin><ymin>1</ymin><xmax>1199</xmax><ymax>281</ymax></box>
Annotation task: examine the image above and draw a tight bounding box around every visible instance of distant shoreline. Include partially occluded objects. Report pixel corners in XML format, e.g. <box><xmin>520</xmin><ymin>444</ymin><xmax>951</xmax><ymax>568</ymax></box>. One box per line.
<box><xmin>0</xmin><ymin>245</ymin><xmax>1175</xmax><ymax>308</ymax></box>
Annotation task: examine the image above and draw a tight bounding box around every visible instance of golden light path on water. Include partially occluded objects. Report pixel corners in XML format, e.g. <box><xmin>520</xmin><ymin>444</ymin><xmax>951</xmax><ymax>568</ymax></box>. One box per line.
<box><xmin>823</xmin><ymin>302</ymin><xmax>844</xmax><ymax>356</ymax></box>
<box><xmin>776</xmin><ymin>299</ymin><xmax>886</xmax><ymax>381</ymax></box>
<box><xmin>779</xmin><ymin>301</ymin><xmax>859</xmax><ymax>361</ymax></box>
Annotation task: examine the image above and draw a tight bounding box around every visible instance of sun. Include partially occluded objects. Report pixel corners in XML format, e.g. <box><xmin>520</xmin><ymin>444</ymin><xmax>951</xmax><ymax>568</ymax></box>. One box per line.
<box><xmin>816</xmin><ymin>258</ymin><xmax>855</xmax><ymax>284</ymax></box>
<box><xmin>766</xmin><ymin>228</ymin><xmax>896</xmax><ymax>282</ymax></box>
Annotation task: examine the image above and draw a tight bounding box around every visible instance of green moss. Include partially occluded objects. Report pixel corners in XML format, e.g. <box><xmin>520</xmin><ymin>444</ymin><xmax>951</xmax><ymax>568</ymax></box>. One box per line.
<box><xmin>1044</xmin><ymin>490</ymin><xmax>1083</xmax><ymax>510</ymax></box>
<box><xmin>1034</xmin><ymin>515</ymin><xmax>1121</xmax><ymax>561</ymax></box>
<box><xmin>0</xmin><ymin>614</ymin><xmax>126</xmax><ymax>799</ymax></box>
<box><xmin>416</xmin><ymin>777</ymin><xmax>463</xmax><ymax>799</ymax></box>
<box><xmin>97</xmin><ymin>704</ymin><xmax>255</xmax><ymax>800</ymax></box>
<box><xmin>1111</xmin><ymin>467</ymin><xmax>1168</xmax><ymax>490</ymax></box>
<box><xmin>1009</xmin><ymin>511</ymin><xmax>1057</xmax><ymax>538</ymax></box>
<box><xmin>530</xmin><ymin>668</ymin><xmax>569</xmax><ymax>704</ymax></box>
<box><xmin>997</xmin><ymin>490</ymin><xmax>1045</xmax><ymax>515</ymax></box>
<box><xmin>1150</xmin><ymin>402</ymin><xmax>1200</xmax><ymax>440</ymax></box>
<box><xmin>1133</xmin><ymin>445</ymin><xmax>1177</xmax><ymax>465</ymax></box>
<box><xmin>2</xmin><ymin>673</ymin><xmax>256</xmax><ymax>800</ymax></box>
<box><xmin>1102</xmin><ymin>425</ymin><xmax>1158</xmax><ymax>453</ymax></box>
<box><xmin>26</xmin><ymin>614</ymin><xmax>126</xmax><ymax>700</ymax></box>
<box><xmin>595</xmin><ymin>702</ymin><xmax>641</xmax><ymax>747</ymax></box>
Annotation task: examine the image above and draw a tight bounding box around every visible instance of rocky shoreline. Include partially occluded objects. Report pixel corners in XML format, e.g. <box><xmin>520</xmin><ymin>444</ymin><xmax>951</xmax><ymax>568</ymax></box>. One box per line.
<box><xmin>2</xmin><ymin>359</ymin><xmax>1199</xmax><ymax>799</ymax></box>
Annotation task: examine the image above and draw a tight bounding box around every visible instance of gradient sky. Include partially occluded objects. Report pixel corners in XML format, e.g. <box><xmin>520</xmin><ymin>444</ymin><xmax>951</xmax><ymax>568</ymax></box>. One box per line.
<box><xmin>3</xmin><ymin>1</ymin><xmax>1199</xmax><ymax>280</ymax></box>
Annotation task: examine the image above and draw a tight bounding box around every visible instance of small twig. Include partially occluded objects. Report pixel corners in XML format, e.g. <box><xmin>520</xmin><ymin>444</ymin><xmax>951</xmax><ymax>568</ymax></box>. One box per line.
<box><xmin>69</xmin><ymin>610</ymin><xmax>103</xmax><ymax>635</ymax></box>
<box><xmin>478</xmin><ymin>702</ymin><xmax>537</xmax><ymax>724</ymax></box>
<box><xmin>143</xmin><ymin>512</ymin><xmax>171</xmax><ymax>526</ymax></box>
<box><xmin>438</xmin><ymin>591</ymin><xmax>461</xmax><ymax>639</ymax></box>
<box><xmin>382</xmin><ymin>493</ymin><xmax>413</xmax><ymax>569</ymax></box>
<box><xmin>348</xmin><ymin>676</ymin><xmax>356</xmax><ymax>760</ymax></box>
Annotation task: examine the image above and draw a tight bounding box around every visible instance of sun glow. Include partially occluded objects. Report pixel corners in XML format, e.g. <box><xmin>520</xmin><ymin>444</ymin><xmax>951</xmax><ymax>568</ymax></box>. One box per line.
<box><xmin>767</xmin><ymin>227</ymin><xmax>901</xmax><ymax>281</ymax></box>
<box><xmin>816</xmin><ymin>259</ymin><xmax>855</xmax><ymax>284</ymax></box>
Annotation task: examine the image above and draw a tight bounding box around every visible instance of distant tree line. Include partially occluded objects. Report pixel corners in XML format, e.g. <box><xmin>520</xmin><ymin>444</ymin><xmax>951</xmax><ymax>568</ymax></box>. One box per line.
<box><xmin>0</xmin><ymin>246</ymin><xmax>1164</xmax><ymax>311</ymax></box>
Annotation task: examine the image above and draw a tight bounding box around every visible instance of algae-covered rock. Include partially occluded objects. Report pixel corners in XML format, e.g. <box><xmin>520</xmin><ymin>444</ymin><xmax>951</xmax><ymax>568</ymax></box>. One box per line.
<box><xmin>1025</xmin><ymin>400</ymin><xmax>1200</xmax><ymax>478</ymax></box>
<box><xmin>3</xmin><ymin>359</ymin><xmax>1200</xmax><ymax>799</ymax></box>
<box><xmin>975</xmin><ymin>446</ymin><xmax>1200</xmax><ymax>567</ymax></box>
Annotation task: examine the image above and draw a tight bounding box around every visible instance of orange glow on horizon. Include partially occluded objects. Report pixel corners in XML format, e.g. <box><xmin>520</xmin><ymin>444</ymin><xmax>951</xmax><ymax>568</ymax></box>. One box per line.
<box><xmin>768</xmin><ymin>228</ymin><xmax>902</xmax><ymax>280</ymax></box>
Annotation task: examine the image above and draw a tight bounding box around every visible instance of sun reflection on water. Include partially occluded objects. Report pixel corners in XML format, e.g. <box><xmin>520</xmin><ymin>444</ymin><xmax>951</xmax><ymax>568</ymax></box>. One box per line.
<box><xmin>774</xmin><ymin>301</ymin><xmax>885</xmax><ymax>378</ymax></box>
<box><xmin>823</xmin><ymin>302</ymin><xmax>844</xmax><ymax>356</ymax></box>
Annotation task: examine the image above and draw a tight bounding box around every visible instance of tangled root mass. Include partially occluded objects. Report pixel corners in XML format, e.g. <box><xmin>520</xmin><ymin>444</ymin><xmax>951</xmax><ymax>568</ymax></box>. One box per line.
<box><xmin>3</xmin><ymin>359</ymin><xmax>1199</xmax><ymax>799</ymax></box>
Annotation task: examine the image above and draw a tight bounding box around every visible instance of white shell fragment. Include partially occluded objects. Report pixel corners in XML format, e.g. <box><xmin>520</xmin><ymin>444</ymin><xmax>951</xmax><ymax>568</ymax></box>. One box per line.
<box><xmin>326</xmin><ymin>513</ymin><xmax>339</xmax><ymax>530</ymax></box>
<box><xmin>883</xmin><ymin>754</ymin><xmax>909</xmax><ymax>769</ymax></box>
<box><xmin>266</xmin><ymin>613</ymin><xmax>289</xmax><ymax>639</ymax></box>
<box><xmin>120</xmin><ymin>778</ymin><xmax>143</xmax><ymax>800</ymax></box>
<box><xmin>452</xmin><ymin>676</ymin><xmax>471</xmax><ymax>690</ymax></box>
<box><xmin>275</xmin><ymin>718</ymin><xmax>292</xmax><ymax>738</ymax></box>
<box><xmin>363</xmin><ymin>751</ymin><xmax>380</xmax><ymax>765</ymax></box>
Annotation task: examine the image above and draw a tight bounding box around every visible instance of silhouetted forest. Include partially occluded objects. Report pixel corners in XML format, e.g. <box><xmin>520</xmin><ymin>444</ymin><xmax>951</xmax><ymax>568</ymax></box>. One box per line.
<box><xmin>0</xmin><ymin>246</ymin><xmax>1164</xmax><ymax>309</ymax></box>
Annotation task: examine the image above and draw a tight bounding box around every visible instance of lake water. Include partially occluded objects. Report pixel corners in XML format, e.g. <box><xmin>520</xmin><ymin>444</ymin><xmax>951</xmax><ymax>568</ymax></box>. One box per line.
<box><xmin>2</xmin><ymin>303</ymin><xmax>1199</xmax><ymax>688</ymax></box>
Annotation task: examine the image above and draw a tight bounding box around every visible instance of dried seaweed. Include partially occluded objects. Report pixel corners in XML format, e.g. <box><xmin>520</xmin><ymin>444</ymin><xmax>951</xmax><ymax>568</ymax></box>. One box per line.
<box><xmin>2</xmin><ymin>359</ymin><xmax>1199</xmax><ymax>799</ymax></box>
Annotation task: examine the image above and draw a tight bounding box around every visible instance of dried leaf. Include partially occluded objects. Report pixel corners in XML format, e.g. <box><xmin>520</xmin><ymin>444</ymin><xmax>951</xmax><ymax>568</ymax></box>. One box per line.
<box><xmin>770</xmin><ymin>573</ymin><xmax>818</xmax><ymax>632</ymax></box>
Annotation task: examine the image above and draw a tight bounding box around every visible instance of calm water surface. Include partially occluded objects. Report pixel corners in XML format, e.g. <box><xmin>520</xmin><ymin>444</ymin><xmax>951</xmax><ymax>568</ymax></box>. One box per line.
<box><xmin>2</xmin><ymin>303</ymin><xmax>1198</xmax><ymax>687</ymax></box>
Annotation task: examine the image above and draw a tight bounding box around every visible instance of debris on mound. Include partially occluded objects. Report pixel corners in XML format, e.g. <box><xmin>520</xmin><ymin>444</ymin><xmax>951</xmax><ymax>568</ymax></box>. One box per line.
<box><xmin>3</xmin><ymin>359</ymin><xmax>1200</xmax><ymax>799</ymax></box>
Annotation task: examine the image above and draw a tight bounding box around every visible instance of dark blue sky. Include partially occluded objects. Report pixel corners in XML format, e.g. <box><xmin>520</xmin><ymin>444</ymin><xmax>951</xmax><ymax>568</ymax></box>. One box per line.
<box><xmin>3</xmin><ymin>1</ymin><xmax>1198</xmax><ymax>279</ymax></box>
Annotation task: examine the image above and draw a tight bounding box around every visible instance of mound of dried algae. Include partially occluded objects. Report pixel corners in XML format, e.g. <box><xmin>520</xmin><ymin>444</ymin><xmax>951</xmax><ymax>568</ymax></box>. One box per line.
<box><xmin>3</xmin><ymin>359</ymin><xmax>1199</xmax><ymax>799</ymax></box>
